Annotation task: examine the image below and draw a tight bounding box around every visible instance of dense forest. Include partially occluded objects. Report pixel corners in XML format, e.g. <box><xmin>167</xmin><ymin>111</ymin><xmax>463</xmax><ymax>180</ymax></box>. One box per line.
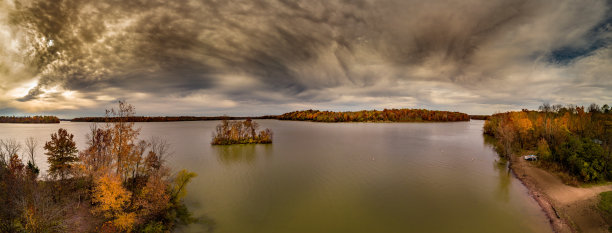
<box><xmin>484</xmin><ymin>103</ymin><xmax>612</xmax><ymax>183</ymax></box>
<box><xmin>71</xmin><ymin>116</ymin><xmax>276</xmax><ymax>122</ymax></box>
<box><xmin>0</xmin><ymin>116</ymin><xmax>60</xmax><ymax>123</ymax></box>
<box><xmin>278</xmin><ymin>109</ymin><xmax>469</xmax><ymax>122</ymax></box>
<box><xmin>212</xmin><ymin>119</ymin><xmax>273</xmax><ymax>145</ymax></box>
<box><xmin>0</xmin><ymin>101</ymin><xmax>198</xmax><ymax>232</ymax></box>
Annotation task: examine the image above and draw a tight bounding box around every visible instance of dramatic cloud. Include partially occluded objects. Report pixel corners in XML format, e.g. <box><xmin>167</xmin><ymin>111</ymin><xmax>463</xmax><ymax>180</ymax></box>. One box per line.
<box><xmin>0</xmin><ymin>0</ymin><xmax>610</xmax><ymax>117</ymax></box>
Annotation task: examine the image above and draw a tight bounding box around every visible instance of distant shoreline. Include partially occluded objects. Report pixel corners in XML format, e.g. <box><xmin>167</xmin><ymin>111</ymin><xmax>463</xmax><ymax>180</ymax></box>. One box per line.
<box><xmin>278</xmin><ymin>109</ymin><xmax>470</xmax><ymax>122</ymax></box>
<box><xmin>8</xmin><ymin>109</ymin><xmax>489</xmax><ymax>123</ymax></box>
<box><xmin>0</xmin><ymin>116</ymin><xmax>60</xmax><ymax>124</ymax></box>
<box><xmin>70</xmin><ymin>115</ymin><xmax>278</xmax><ymax>122</ymax></box>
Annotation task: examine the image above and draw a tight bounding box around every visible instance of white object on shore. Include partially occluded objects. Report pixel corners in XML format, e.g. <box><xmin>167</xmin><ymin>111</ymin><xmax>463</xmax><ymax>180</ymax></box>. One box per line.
<box><xmin>524</xmin><ymin>155</ymin><xmax>538</xmax><ymax>161</ymax></box>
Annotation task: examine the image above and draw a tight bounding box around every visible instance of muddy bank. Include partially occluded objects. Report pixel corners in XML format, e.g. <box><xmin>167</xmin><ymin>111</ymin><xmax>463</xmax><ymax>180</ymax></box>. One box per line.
<box><xmin>509</xmin><ymin>154</ymin><xmax>612</xmax><ymax>233</ymax></box>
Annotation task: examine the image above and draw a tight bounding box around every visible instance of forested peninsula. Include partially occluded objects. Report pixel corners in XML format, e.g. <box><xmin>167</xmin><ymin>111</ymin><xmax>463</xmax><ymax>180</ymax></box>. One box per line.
<box><xmin>278</xmin><ymin>109</ymin><xmax>469</xmax><ymax>122</ymax></box>
<box><xmin>0</xmin><ymin>101</ymin><xmax>198</xmax><ymax>232</ymax></box>
<box><xmin>484</xmin><ymin>103</ymin><xmax>612</xmax><ymax>183</ymax></box>
<box><xmin>483</xmin><ymin>103</ymin><xmax>612</xmax><ymax>233</ymax></box>
<box><xmin>0</xmin><ymin>116</ymin><xmax>60</xmax><ymax>123</ymax></box>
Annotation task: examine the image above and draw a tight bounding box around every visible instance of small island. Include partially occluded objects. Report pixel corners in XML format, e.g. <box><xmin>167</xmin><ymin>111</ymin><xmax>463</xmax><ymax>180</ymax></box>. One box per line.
<box><xmin>211</xmin><ymin>119</ymin><xmax>273</xmax><ymax>145</ymax></box>
<box><xmin>0</xmin><ymin>116</ymin><xmax>60</xmax><ymax>123</ymax></box>
<box><xmin>278</xmin><ymin>109</ymin><xmax>469</xmax><ymax>122</ymax></box>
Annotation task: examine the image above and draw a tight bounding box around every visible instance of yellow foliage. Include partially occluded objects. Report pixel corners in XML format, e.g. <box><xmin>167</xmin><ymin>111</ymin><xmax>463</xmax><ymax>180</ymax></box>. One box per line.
<box><xmin>510</xmin><ymin>111</ymin><xmax>533</xmax><ymax>134</ymax></box>
<box><xmin>112</xmin><ymin>212</ymin><xmax>136</xmax><ymax>232</ymax></box>
<box><xmin>91</xmin><ymin>174</ymin><xmax>132</xmax><ymax>219</ymax></box>
<box><xmin>171</xmin><ymin>169</ymin><xmax>197</xmax><ymax>201</ymax></box>
<box><xmin>555</xmin><ymin>112</ymin><xmax>571</xmax><ymax>132</ymax></box>
<box><xmin>23</xmin><ymin>206</ymin><xmax>38</xmax><ymax>232</ymax></box>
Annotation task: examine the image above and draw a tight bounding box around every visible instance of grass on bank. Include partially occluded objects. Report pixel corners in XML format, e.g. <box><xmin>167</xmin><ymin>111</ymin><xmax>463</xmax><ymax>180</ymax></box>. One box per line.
<box><xmin>599</xmin><ymin>191</ymin><xmax>612</xmax><ymax>232</ymax></box>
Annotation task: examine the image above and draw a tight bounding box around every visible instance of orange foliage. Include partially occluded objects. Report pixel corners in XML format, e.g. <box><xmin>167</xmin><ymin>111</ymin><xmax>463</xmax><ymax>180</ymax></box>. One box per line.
<box><xmin>484</xmin><ymin>104</ymin><xmax>612</xmax><ymax>182</ymax></box>
<box><xmin>279</xmin><ymin>109</ymin><xmax>469</xmax><ymax>122</ymax></box>
<box><xmin>136</xmin><ymin>174</ymin><xmax>170</xmax><ymax>219</ymax></box>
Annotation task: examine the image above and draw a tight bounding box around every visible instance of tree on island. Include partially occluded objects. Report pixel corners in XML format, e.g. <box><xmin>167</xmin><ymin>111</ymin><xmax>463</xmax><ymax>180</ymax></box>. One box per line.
<box><xmin>212</xmin><ymin>118</ymin><xmax>273</xmax><ymax>145</ymax></box>
<box><xmin>44</xmin><ymin>128</ymin><xmax>79</xmax><ymax>180</ymax></box>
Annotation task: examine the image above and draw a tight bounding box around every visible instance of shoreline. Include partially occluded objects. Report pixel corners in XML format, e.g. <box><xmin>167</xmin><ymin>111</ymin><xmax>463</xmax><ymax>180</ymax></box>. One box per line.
<box><xmin>508</xmin><ymin>154</ymin><xmax>612</xmax><ymax>233</ymax></box>
<box><xmin>508</xmin><ymin>155</ymin><xmax>574</xmax><ymax>233</ymax></box>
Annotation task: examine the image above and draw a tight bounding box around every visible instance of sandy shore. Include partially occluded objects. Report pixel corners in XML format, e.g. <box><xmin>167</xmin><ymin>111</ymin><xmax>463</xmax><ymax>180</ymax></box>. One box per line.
<box><xmin>509</xmin><ymin>154</ymin><xmax>612</xmax><ymax>233</ymax></box>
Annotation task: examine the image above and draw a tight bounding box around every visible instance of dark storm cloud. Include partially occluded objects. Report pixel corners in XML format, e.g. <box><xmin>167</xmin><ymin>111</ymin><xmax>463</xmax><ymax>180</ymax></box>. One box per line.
<box><xmin>549</xmin><ymin>10</ymin><xmax>612</xmax><ymax>64</ymax></box>
<box><xmin>1</xmin><ymin>0</ymin><xmax>611</xmax><ymax>115</ymax></box>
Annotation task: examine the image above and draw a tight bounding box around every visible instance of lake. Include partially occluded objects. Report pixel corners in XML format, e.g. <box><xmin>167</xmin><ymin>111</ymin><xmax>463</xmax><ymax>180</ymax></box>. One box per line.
<box><xmin>0</xmin><ymin>120</ymin><xmax>552</xmax><ymax>233</ymax></box>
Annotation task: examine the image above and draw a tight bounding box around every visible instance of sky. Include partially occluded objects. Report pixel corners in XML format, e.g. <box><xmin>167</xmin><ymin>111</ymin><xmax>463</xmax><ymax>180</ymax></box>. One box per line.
<box><xmin>0</xmin><ymin>0</ymin><xmax>611</xmax><ymax>118</ymax></box>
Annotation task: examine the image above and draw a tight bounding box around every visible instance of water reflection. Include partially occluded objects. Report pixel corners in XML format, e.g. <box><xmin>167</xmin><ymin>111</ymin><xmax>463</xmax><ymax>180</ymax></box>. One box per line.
<box><xmin>177</xmin><ymin>214</ymin><xmax>217</xmax><ymax>233</ymax></box>
<box><xmin>485</xmin><ymin>133</ymin><xmax>512</xmax><ymax>202</ymax></box>
<box><xmin>483</xmin><ymin>134</ymin><xmax>504</xmax><ymax>156</ymax></box>
<box><xmin>213</xmin><ymin>144</ymin><xmax>272</xmax><ymax>165</ymax></box>
<box><xmin>493</xmin><ymin>159</ymin><xmax>512</xmax><ymax>202</ymax></box>
<box><xmin>0</xmin><ymin>121</ymin><xmax>553</xmax><ymax>233</ymax></box>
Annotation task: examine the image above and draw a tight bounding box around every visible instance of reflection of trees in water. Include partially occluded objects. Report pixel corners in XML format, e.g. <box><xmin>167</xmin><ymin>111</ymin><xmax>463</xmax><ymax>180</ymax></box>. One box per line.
<box><xmin>214</xmin><ymin>144</ymin><xmax>272</xmax><ymax>165</ymax></box>
<box><xmin>197</xmin><ymin>215</ymin><xmax>217</xmax><ymax>232</ymax></box>
<box><xmin>483</xmin><ymin>134</ymin><xmax>504</xmax><ymax>157</ymax></box>
<box><xmin>485</xmin><ymin>133</ymin><xmax>512</xmax><ymax>202</ymax></box>
<box><xmin>493</xmin><ymin>159</ymin><xmax>511</xmax><ymax>202</ymax></box>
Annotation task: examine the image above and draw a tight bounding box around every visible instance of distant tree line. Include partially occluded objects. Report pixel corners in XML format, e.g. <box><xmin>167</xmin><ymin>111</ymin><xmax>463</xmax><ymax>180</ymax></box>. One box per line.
<box><xmin>0</xmin><ymin>116</ymin><xmax>60</xmax><ymax>123</ymax></box>
<box><xmin>212</xmin><ymin>119</ymin><xmax>273</xmax><ymax>145</ymax></box>
<box><xmin>72</xmin><ymin>115</ymin><xmax>277</xmax><ymax>122</ymax></box>
<box><xmin>484</xmin><ymin>103</ymin><xmax>612</xmax><ymax>183</ymax></box>
<box><xmin>278</xmin><ymin>109</ymin><xmax>470</xmax><ymax>122</ymax></box>
<box><xmin>0</xmin><ymin>101</ymin><xmax>198</xmax><ymax>232</ymax></box>
<box><xmin>469</xmin><ymin>115</ymin><xmax>490</xmax><ymax>120</ymax></box>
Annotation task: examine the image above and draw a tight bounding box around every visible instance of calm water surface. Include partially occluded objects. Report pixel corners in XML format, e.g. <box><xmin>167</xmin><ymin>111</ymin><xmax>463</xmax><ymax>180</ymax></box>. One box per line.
<box><xmin>0</xmin><ymin>120</ymin><xmax>552</xmax><ymax>233</ymax></box>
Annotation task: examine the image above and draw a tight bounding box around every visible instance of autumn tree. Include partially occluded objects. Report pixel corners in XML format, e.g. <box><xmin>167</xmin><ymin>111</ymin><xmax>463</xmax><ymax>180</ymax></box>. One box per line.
<box><xmin>537</xmin><ymin>138</ymin><xmax>552</xmax><ymax>161</ymax></box>
<box><xmin>8</xmin><ymin>154</ymin><xmax>25</xmax><ymax>180</ymax></box>
<box><xmin>485</xmin><ymin>103</ymin><xmax>612</xmax><ymax>182</ymax></box>
<box><xmin>0</xmin><ymin>137</ymin><xmax>68</xmax><ymax>231</ymax></box>
<box><xmin>510</xmin><ymin>111</ymin><xmax>533</xmax><ymax>147</ymax></box>
<box><xmin>134</xmin><ymin>167</ymin><xmax>171</xmax><ymax>224</ymax></box>
<box><xmin>212</xmin><ymin>119</ymin><xmax>273</xmax><ymax>145</ymax></box>
<box><xmin>80</xmin><ymin>124</ymin><xmax>114</xmax><ymax>176</ymax></box>
<box><xmin>91</xmin><ymin>173</ymin><xmax>135</xmax><ymax>232</ymax></box>
<box><xmin>107</xmin><ymin>100</ymin><xmax>141</xmax><ymax>181</ymax></box>
<box><xmin>497</xmin><ymin>118</ymin><xmax>516</xmax><ymax>158</ymax></box>
<box><xmin>0</xmin><ymin>153</ymin><xmax>26</xmax><ymax>230</ymax></box>
<box><xmin>45</xmin><ymin>128</ymin><xmax>79</xmax><ymax>180</ymax></box>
